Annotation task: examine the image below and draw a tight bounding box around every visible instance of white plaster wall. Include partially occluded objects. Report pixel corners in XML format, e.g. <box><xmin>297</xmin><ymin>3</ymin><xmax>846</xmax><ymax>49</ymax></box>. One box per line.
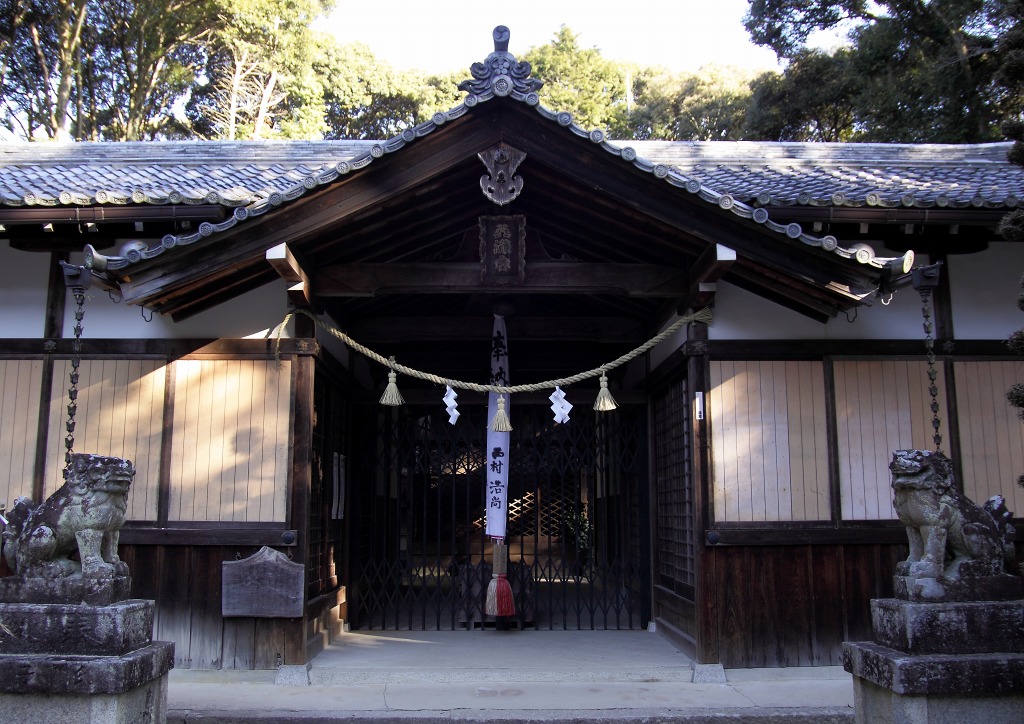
<box><xmin>62</xmin><ymin>278</ymin><xmax>293</xmax><ymax>339</ymax></box>
<box><xmin>0</xmin><ymin>241</ymin><xmax>50</xmax><ymax>337</ymax></box>
<box><xmin>708</xmin><ymin>280</ymin><xmax>924</xmax><ymax>340</ymax></box>
<box><xmin>948</xmin><ymin>242</ymin><xmax>1023</xmax><ymax>340</ymax></box>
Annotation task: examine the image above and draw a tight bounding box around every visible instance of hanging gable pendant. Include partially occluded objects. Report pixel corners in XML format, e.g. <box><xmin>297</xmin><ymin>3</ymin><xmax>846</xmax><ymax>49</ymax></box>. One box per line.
<box><xmin>478</xmin><ymin>142</ymin><xmax>526</xmax><ymax>205</ymax></box>
<box><xmin>479</xmin><ymin>215</ymin><xmax>526</xmax><ymax>285</ymax></box>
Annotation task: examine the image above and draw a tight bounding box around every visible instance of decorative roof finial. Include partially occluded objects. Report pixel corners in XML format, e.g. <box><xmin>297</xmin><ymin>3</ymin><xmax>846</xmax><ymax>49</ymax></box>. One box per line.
<box><xmin>458</xmin><ymin>26</ymin><xmax>543</xmax><ymax>100</ymax></box>
<box><xmin>493</xmin><ymin>25</ymin><xmax>510</xmax><ymax>53</ymax></box>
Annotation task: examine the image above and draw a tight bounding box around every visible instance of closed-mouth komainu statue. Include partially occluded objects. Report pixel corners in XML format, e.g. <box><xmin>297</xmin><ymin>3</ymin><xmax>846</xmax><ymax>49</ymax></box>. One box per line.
<box><xmin>2</xmin><ymin>453</ymin><xmax>134</xmax><ymax>580</ymax></box>
<box><xmin>890</xmin><ymin>449</ymin><xmax>1017</xmax><ymax>582</ymax></box>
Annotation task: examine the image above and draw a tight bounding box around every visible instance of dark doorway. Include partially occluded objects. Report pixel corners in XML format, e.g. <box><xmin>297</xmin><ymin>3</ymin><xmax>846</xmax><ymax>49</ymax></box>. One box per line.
<box><xmin>347</xmin><ymin>400</ymin><xmax>649</xmax><ymax>630</ymax></box>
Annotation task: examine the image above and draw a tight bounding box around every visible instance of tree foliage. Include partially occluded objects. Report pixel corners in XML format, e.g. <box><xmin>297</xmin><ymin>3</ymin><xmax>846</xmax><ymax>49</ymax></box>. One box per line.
<box><xmin>522</xmin><ymin>26</ymin><xmax>629</xmax><ymax>134</ymax></box>
<box><xmin>0</xmin><ymin>0</ymin><xmax>218</xmax><ymax>140</ymax></box>
<box><xmin>186</xmin><ymin>0</ymin><xmax>331</xmax><ymax>140</ymax></box>
<box><xmin>1</xmin><ymin>0</ymin><xmax>90</xmax><ymax>140</ymax></box>
<box><xmin>626</xmin><ymin>65</ymin><xmax>757</xmax><ymax>141</ymax></box>
<box><xmin>745</xmin><ymin>49</ymin><xmax>857</xmax><ymax>141</ymax></box>
<box><xmin>314</xmin><ymin>41</ymin><xmax>461</xmax><ymax>139</ymax></box>
<box><xmin>744</xmin><ymin>0</ymin><xmax>1010</xmax><ymax>142</ymax></box>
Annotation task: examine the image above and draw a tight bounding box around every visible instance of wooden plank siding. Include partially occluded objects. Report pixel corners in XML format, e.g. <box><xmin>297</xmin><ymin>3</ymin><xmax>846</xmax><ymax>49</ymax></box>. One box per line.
<box><xmin>43</xmin><ymin>359</ymin><xmax>165</xmax><ymax>520</ymax></box>
<box><xmin>168</xmin><ymin>359</ymin><xmax>291</xmax><ymax>523</ymax></box>
<box><xmin>702</xmin><ymin>541</ymin><xmax>906</xmax><ymax>668</ymax></box>
<box><xmin>0</xmin><ymin>342</ymin><xmax>321</xmax><ymax>671</ymax></box>
<box><xmin>709</xmin><ymin>360</ymin><xmax>830</xmax><ymax>522</ymax></box>
<box><xmin>954</xmin><ymin>360</ymin><xmax>1024</xmax><ymax>512</ymax></box>
<box><xmin>118</xmin><ymin>543</ymin><xmax>303</xmax><ymax>670</ymax></box>
<box><xmin>832</xmin><ymin>360</ymin><xmax>949</xmax><ymax>521</ymax></box>
<box><xmin>0</xmin><ymin>359</ymin><xmax>44</xmax><ymax>503</ymax></box>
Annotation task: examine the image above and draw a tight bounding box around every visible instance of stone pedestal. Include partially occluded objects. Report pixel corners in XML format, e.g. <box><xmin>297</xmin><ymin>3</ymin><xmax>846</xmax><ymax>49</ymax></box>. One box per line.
<box><xmin>0</xmin><ymin>599</ymin><xmax>174</xmax><ymax>723</ymax></box>
<box><xmin>843</xmin><ymin>576</ymin><xmax>1024</xmax><ymax>724</ymax></box>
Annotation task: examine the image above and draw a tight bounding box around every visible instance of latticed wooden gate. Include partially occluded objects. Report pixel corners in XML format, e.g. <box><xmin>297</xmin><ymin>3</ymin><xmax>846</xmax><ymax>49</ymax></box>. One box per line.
<box><xmin>348</xmin><ymin>401</ymin><xmax>649</xmax><ymax>630</ymax></box>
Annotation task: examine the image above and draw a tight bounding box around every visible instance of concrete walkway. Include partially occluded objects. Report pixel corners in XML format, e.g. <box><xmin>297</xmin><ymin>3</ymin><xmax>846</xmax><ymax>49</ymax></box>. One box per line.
<box><xmin>166</xmin><ymin>629</ymin><xmax>855</xmax><ymax>723</ymax></box>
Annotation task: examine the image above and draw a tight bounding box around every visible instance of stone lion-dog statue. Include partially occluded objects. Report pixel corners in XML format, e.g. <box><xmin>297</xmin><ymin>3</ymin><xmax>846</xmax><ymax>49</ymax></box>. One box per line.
<box><xmin>2</xmin><ymin>453</ymin><xmax>134</xmax><ymax>579</ymax></box>
<box><xmin>890</xmin><ymin>449</ymin><xmax>1015</xmax><ymax>581</ymax></box>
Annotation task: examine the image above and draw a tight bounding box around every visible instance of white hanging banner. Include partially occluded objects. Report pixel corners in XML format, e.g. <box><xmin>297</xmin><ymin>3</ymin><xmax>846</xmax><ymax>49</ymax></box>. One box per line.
<box><xmin>485</xmin><ymin>314</ymin><xmax>510</xmax><ymax>539</ymax></box>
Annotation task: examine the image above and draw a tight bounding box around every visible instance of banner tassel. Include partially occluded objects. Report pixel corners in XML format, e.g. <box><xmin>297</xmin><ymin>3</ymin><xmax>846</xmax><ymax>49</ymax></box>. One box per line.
<box><xmin>490</xmin><ymin>394</ymin><xmax>513</xmax><ymax>431</ymax></box>
<box><xmin>379</xmin><ymin>369</ymin><xmax>404</xmax><ymax>406</ymax></box>
<box><xmin>593</xmin><ymin>372</ymin><xmax>618</xmax><ymax>411</ymax></box>
<box><xmin>485</xmin><ymin>542</ymin><xmax>515</xmax><ymax>617</ymax></box>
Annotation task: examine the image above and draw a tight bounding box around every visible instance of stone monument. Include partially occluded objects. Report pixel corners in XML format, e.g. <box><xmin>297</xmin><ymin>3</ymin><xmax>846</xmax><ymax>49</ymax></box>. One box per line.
<box><xmin>843</xmin><ymin>449</ymin><xmax>1024</xmax><ymax>723</ymax></box>
<box><xmin>0</xmin><ymin>453</ymin><xmax>174</xmax><ymax>723</ymax></box>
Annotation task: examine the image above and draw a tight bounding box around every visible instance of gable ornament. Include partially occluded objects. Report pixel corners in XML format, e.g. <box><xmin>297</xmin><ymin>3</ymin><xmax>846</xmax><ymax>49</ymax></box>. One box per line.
<box><xmin>458</xmin><ymin>26</ymin><xmax>543</xmax><ymax>99</ymax></box>
<box><xmin>478</xmin><ymin>142</ymin><xmax>526</xmax><ymax>206</ymax></box>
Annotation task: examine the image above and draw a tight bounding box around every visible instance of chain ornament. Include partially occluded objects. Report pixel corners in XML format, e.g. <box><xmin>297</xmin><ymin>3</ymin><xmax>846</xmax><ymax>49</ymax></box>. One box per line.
<box><xmin>911</xmin><ymin>262</ymin><xmax>944</xmax><ymax>453</ymax></box>
<box><xmin>58</xmin><ymin>263</ymin><xmax>92</xmax><ymax>474</ymax></box>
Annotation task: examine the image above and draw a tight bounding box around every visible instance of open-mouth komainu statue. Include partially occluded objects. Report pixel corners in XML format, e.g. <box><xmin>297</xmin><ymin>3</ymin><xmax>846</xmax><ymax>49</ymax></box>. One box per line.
<box><xmin>2</xmin><ymin>453</ymin><xmax>134</xmax><ymax>580</ymax></box>
<box><xmin>890</xmin><ymin>449</ymin><xmax>1016</xmax><ymax>582</ymax></box>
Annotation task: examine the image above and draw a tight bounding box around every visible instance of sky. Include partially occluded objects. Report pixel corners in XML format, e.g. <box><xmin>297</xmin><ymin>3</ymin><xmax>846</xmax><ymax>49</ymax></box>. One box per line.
<box><xmin>320</xmin><ymin>0</ymin><xmax>784</xmax><ymax>76</ymax></box>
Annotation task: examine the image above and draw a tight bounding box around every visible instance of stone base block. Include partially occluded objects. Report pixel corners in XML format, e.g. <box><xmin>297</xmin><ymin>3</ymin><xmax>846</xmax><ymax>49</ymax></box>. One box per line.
<box><xmin>275</xmin><ymin>663</ymin><xmax>312</xmax><ymax>686</ymax></box>
<box><xmin>871</xmin><ymin>598</ymin><xmax>1024</xmax><ymax>655</ymax></box>
<box><xmin>690</xmin><ymin>662</ymin><xmax>727</xmax><ymax>683</ymax></box>
<box><xmin>0</xmin><ymin>641</ymin><xmax>175</xmax><ymax>694</ymax></box>
<box><xmin>853</xmin><ymin>674</ymin><xmax>1024</xmax><ymax>724</ymax></box>
<box><xmin>843</xmin><ymin>641</ymin><xmax>1024</xmax><ymax>696</ymax></box>
<box><xmin>0</xmin><ymin>671</ymin><xmax>168</xmax><ymax>724</ymax></box>
<box><xmin>0</xmin><ymin>573</ymin><xmax>132</xmax><ymax>605</ymax></box>
<box><xmin>893</xmin><ymin>574</ymin><xmax>1024</xmax><ymax>603</ymax></box>
<box><xmin>0</xmin><ymin>599</ymin><xmax>155</xmax><ymax>656</ymax></box>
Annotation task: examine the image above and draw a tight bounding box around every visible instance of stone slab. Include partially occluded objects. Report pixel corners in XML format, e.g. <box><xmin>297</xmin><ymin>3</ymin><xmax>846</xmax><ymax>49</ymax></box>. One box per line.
<box><xmin>871</xmin><ymin>598</ymin><xmax>1024</xmax><ymax>655</ymax></box>
<box><xmin>691</xmin><ymin>662</ymin><xmax>727</xmax><ymax>683</ymax></box>
<box><xmin>853</xmin><ymin>673</ymin><xmax>1024</xmax><ymax>724</ymax></box>
<box><xmin>0</xmin><ymin>672</ymin><xmax>168</xmax><ymax>724</ymax></box>
<box><xmin>843</xmin><ymin>640</ymin><xmax>1024</xmax><ymax>696</ymax></box>
<box><xmin>275</xmin><ymin>663</ymin><xmax>312</xmax><ymax>686</ymax></box>
<box><xmin>0</xmin><ymin>599</ymin><xmax>155</xmax><ymax>656</ymax></box>
<box><xmin>893</xmin><ymin>574</ymin><xmax>1024</xmax><ymax>603</ymax></box>
<box><xmin>0</xmin><ymin>573</ymin><xmax>132</xmax><ymax>605</ymax></box>
<box><xmin>0</xmin><ymin>640</ymin><xmax>175</xmax><ymax>694</ymax></box>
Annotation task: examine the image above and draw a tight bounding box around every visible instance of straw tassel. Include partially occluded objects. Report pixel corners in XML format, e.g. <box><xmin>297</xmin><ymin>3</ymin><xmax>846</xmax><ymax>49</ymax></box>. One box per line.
<box><xmin>379</xmin><ymin>368</ymin><xmax>404</xmax><ymax>406</ymax></box>
<box><xmin>593</xmin><ymin>372</ymin><xmax>618</xmax><ymax>411</ymax></box>
<box><xmin>485</xmin><ymin>542</ymin><xmax>515</xmax><ymax>617</ymax></box>
<box><xmin>490</xmin><ymin>394</ymin><xmax>513</xmax><ymax>431</ymax></box>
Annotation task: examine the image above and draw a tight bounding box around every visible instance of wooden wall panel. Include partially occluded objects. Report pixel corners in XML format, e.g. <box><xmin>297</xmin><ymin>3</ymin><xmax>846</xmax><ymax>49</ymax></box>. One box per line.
<box><xmin>0</xmin><ymin>359</ymin><xmax>44</xmax><ymax>503</ymax></box>
<box><xmin>168</xmin><ymin>359</ymin><xmax>291</xmax><ymax>522</ymax></box>
<box><xmin>833</xmin><ymin>360</ymin><xmax>949</xmax><ymax>521</ymax></box>
<box><xmin>43</xmin><ymin>359</ymin><xmax>164</xmax><ymax>520</ymax></box>
<box><xmin>702</xmin><ymin>541</ymin><xmax>905</xmax><ymax>668</ymax></box>
<box><xmin>954</xmin><ymin>361</ymin><xmax>1024</xmax><ymax>512</ymax></box>
<box><xmin>709</xmin><ymin>361</ymin><xmax>829</xmax><ymax>522</ymax></box>
<box><xmin>122</xmin><ymin>543</ymin><xmax>303</xmax><ymax>670</ymax></box>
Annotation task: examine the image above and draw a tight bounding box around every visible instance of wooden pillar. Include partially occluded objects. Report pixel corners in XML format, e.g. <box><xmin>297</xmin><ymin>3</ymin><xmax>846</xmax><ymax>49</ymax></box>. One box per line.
<box><xmin>688</xmin><ymin>321</ymin><xmax>719</xmax><ymax>665</ymax></box>
<box><xmin>285</xmin><ymin>342</ymin><xmax>317</xmax><ymax>664</ymax></box>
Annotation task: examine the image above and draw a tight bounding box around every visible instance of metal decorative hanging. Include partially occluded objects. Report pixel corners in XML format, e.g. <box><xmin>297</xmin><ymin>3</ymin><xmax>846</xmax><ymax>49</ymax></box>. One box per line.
<box><xmin>911</xmin><ymin>262</ymin><xmax>944</xmax><ymax>452</ymax></box>
<box><xmin>59</xmin><ymin>262</ymin><xmax>92</xmax><ymax>472</ymax></box>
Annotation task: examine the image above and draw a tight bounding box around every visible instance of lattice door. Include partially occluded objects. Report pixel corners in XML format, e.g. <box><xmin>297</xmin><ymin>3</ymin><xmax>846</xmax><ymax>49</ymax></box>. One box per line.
<box><xmin>348</xmin><ymin>401</ymin><xmax>649</xmax><ymax>630</ymax></box>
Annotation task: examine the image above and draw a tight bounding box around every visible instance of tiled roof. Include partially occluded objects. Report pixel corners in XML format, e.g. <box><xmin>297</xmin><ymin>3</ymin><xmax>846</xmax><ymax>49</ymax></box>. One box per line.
<box><xmin>1</xmin><ymin>30</ymin><xmax>1021</xmax><ymax>273</ymax></box>
<box><xmin>1</xmin><ymin>139</ymin><xmax>1018</xmax><ymax>212</ymax></box>
<box><xmin>0</xmin><ymin>141</ymin><xmax>375</xmax><ymax>208</ymax></box>
<box><xmin>631</xmin><ymin>141</ymin><xmax>1022</xmax><ymax>210</ymax></box>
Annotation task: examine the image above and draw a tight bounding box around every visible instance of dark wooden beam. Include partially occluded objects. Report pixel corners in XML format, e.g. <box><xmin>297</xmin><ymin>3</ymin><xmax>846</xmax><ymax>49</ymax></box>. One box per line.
<box><xmin>346</xmin><ymin>315</ymin><xmax>649</xmax><ymax>344</ymax></box>
<box><xmin>678</xmin><ymin>244</ymin><xmax>736</xmax><ymax>313</ymax></box>
<box><xmin>266</xmin><ymin>243</ymin><xmax>314</xmax><ymax>308</ymax></box>
<box><xmin>315</xmin><ymin>261</ymin><xmax>685</xmax><ymax>297</ymax></box>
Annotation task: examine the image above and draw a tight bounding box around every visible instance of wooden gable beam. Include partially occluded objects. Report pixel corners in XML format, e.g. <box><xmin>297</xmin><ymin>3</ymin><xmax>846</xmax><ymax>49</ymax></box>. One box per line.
<box><xmin>314</xmin><ymin>261</ymin><xmax>686</xmax><ymax>298</ymax></box>
<box><xmin>266</xmin><ymin>243</ymin><xmax>314</xmax><ymax>308</ymax></box>
<box><xmin>677</xmin><ymin>243</ymin><xmax>736</xmax><ymax>313</ymax></box>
